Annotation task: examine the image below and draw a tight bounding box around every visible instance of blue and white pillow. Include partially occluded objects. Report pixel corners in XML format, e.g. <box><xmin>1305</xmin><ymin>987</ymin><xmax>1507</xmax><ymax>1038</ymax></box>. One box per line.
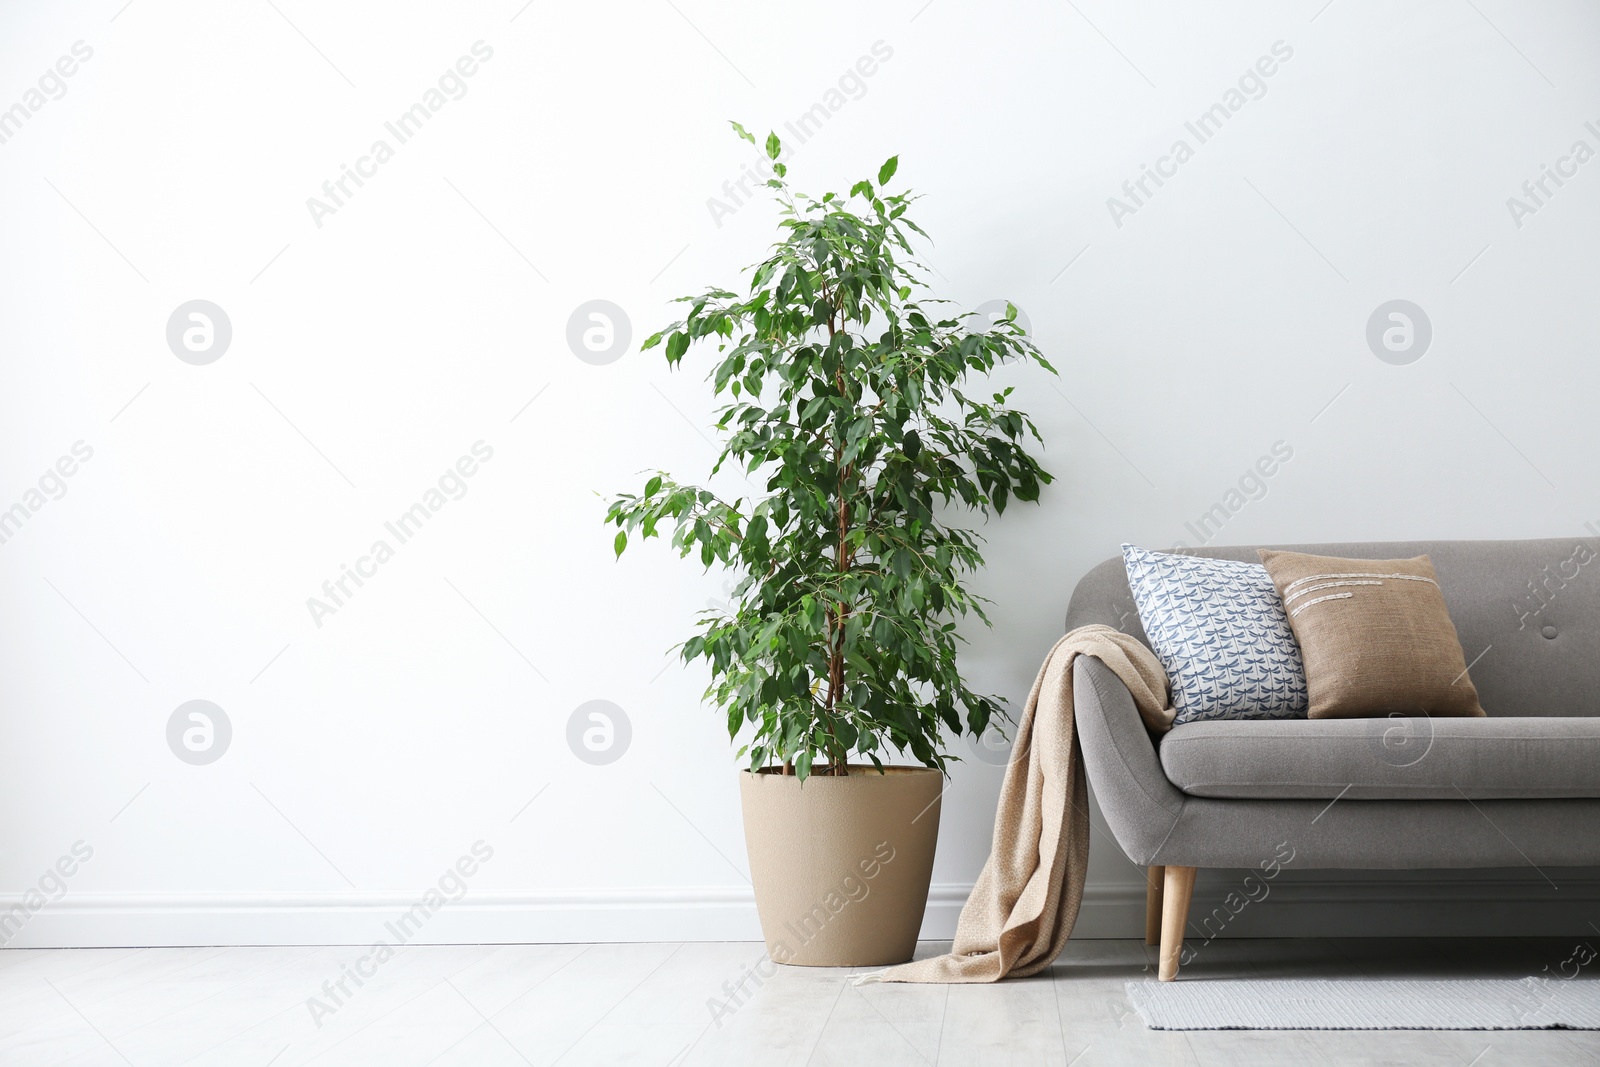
<box><xmin>1121</xmin><ymin>545</ymin><xmax>1308</xmax><ymax>724</ymax></box>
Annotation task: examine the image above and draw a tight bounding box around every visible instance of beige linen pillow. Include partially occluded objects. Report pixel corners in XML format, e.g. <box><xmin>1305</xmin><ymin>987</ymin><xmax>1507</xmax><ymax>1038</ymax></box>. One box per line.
<box><xmin>1256</xmin><ymin>550</ymin><xmax>1486</xmax><ymax>719</ymax></box>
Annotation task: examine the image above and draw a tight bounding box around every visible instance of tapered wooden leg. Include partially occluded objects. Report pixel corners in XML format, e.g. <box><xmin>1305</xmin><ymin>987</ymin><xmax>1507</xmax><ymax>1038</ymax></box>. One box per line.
<box><xmin>1158</xmin><ymin>865</ymin><xmax>1197</xmax><ymax>982</ymax></box>
<box><xmin>1144</xmin><ymin>866</ymin><xmax>1165</xmax><ymax>946</ymax></box>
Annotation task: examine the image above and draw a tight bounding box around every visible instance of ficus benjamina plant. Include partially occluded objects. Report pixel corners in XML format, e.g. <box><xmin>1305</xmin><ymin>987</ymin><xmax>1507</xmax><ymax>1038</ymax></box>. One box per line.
<box><xmin>605</xmin><ymin>123</ymin><xmax>1055</xmax><ymax>781</ymax></box>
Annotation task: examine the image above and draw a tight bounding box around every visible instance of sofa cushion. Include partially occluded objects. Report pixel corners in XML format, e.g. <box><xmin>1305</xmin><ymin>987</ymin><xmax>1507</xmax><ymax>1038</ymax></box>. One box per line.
<box><xmin>1121</xmin><ymin>545</ymin><xmax>1307</xmax><ymax>724</ymax></box>
<box><xmin>1159</xmin><ymin>717</ymin><xmax>1600</xmax><ymax>799</ymax></box>
<box><xmin>1257</xmin><ymin>550</ymin><xmax>1487</xmax><ymax>719</ymax></box>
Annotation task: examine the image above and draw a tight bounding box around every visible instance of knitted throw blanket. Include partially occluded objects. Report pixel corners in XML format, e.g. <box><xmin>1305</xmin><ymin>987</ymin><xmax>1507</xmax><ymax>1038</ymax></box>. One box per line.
<box><xmin>863</xmin><ymin>625</ymin><xmax>1173</xmax><ymax>983</ymax></box>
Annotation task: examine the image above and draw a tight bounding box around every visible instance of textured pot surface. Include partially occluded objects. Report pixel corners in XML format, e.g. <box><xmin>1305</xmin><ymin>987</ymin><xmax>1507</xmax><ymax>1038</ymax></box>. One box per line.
<box><xmin>738</xmin><ymin>766</ymin><xmax>942</xmax><ymax>967</ymax></box>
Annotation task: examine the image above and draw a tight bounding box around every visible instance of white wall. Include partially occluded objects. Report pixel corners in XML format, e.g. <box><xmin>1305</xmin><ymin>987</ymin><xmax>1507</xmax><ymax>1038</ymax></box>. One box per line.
<box><xmin>2</xmin><ymin>0</ymin><xmax>1598</xmax><ymax>947</ymax></box>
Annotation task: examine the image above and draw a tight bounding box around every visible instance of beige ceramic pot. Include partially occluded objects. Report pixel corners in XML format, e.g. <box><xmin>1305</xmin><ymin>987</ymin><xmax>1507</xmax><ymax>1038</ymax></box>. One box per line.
<box><xmin>738</xmin><ymin>766</ymin><xmax>942</xmax><ymax>967</ymax></box>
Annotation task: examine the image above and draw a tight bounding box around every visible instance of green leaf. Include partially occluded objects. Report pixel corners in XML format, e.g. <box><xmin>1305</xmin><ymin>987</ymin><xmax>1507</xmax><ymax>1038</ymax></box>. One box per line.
<box><xmin>645</xmin><ymin>475</ymin><xmax>662</xmax><ymax>497</ymax></box>
<box><xmin>877</xmin><ymin>155</ymin><xmax>898</xmax><ymax>186</ymax></box>
<box><xmin>729</xmin><ymin>120</ymin><xmax>756</xmax><ymax>145</ymax></box>
<box><xmin>765</xmin><ymin>132</ymin><xmax>782</xmax><ymax>160</ymax></box>
<box><xmin>613</xmin><ymin>530</ymin><xmax>627</xmax><ymax>558</ymax></box>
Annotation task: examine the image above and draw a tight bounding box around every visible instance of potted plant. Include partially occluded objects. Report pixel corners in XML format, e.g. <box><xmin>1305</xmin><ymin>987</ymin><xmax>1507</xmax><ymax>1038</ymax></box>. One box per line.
<box><xmin>606</xmin><ymin>125</ymin><xmax>1055</xmax><ymax>966</ymax></box>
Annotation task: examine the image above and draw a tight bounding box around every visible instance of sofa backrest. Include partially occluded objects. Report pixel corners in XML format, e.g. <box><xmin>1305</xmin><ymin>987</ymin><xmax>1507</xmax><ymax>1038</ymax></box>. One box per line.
<box><xmin>1065</xmin><ymin>538</ymin><xmax>1600</xmax><ymax>717</ymax></box>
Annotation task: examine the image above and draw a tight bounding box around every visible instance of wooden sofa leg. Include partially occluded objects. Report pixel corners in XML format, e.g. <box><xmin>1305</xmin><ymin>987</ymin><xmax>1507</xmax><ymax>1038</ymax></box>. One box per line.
<box><xmin>1144</xmin><ymin>866</ymin><xmax>1165</xmax><ymax>946</ymax></box>
<box><xmin>1158</xmin><ymin>865</ymin><xmax>1197</xmax><ymax>981</ymax></box>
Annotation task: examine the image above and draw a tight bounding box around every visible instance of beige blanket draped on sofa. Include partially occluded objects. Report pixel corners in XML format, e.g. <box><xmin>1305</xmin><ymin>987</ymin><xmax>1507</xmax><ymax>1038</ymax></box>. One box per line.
<box><xmin>866</xmin><ymin>625</ymin><xmax>1173</xmax><ymax>983</ymax></box>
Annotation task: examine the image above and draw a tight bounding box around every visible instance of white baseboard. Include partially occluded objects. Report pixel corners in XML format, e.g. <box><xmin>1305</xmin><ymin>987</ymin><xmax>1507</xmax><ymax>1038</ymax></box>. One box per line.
<box><xmin>2</xmin><ymin>877</ymin><xmax>1595</xmax><ymax>948</ymax></box>
<box><xmin>0</xmin><ymin>888</ymin><xmax>765</xmax><ymax>949</ymax></box>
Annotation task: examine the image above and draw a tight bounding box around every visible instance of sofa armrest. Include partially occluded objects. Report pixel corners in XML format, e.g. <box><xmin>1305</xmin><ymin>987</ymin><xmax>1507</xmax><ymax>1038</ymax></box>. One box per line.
<box><xmin>1074</xmin><ymin>654</ymin><xmax>1185</xmax><ymax>865</ymax></box>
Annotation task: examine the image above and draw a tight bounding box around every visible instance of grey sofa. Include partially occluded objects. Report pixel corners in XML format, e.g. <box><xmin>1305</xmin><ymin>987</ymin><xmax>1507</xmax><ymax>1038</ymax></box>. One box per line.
<box><xmin>1066</xmin><ymin>538</ymin><xmax>1600</xmax><ymax>979</ymax></box>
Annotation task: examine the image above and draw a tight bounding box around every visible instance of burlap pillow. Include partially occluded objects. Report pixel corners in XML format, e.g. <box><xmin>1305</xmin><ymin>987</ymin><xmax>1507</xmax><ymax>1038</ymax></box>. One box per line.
<box><xmin>1256</xmin><ymin>550</ymin><xmax>1486</xmax><ymax>719</ymax></box>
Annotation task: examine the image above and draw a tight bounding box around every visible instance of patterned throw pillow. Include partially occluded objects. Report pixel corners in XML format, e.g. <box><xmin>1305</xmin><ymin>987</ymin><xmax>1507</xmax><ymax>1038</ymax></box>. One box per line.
<box><xmin>1121</xmin><ymin>545</ymin><xmax>1308</xmax><ymax>724</ymax></box>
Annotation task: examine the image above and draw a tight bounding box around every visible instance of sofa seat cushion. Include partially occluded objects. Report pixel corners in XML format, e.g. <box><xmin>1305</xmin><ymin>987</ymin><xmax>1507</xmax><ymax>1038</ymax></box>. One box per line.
<box><xmin>1159</xmin><ymin>717</ymin><xmax>1600</xmax><ymax>799</ymax></box>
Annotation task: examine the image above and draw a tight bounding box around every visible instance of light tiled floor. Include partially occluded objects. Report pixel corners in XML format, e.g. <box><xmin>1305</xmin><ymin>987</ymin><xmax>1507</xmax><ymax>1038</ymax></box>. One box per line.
<box><xmin>1</xmin><ymin>938</ymin><xmax>1596</xmax><ymax>1065</ymax></box>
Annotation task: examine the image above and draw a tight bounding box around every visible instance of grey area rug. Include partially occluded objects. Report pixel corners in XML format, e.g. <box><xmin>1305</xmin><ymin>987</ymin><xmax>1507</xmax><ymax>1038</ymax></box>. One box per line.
<box><xmin>1126</xmin><ymin>978</ymin><xmax>1600</xmax><ymax>1030</ymax></box>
